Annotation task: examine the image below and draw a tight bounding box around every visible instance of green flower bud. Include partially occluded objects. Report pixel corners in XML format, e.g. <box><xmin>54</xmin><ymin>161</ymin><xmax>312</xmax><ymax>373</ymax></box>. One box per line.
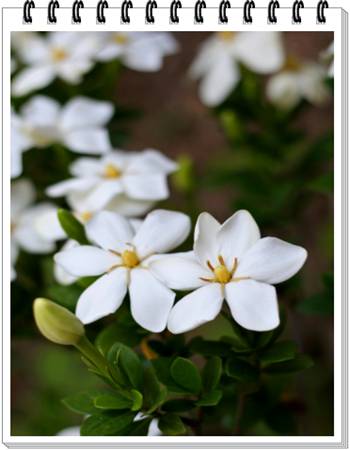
<box><xmin>172</xmin><ymin>155</ymin><xmax>195</xmax><ymax>193</ymax></box>
<box><xmin>33</xmin><ymin>298</ymin><xmax>85</xmax><ymax>346</ymax></box>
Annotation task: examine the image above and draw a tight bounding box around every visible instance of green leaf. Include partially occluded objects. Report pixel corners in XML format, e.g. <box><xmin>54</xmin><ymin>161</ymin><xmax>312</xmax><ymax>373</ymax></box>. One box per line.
<box><xmin>162</xmin><ymin>399</ymin><xmax>195</xmax><ymax>413</ymax></box>
<box><xmin>123</xmin><ymin>417</ymin><xmax>152</xmax><ymax>436</ymax></box>
<box><xmin>93</xmin><ymin>392</ymin><xmax>133</xmax><ymax>410</ymax></box>
<box><xmin>170</xmin><ymin>357</ymin><xmax>202</xmax><ymax>394</ymax></box>
<box><xmin>46</xmin><ymin>284</ymin><xmax>82</xmax><ymax>311</ymax></box>
<box><xmin>225</xmin><ymin>356</ymin><xmax>259</xmax><ymax>383</ymax></box>
<box><xmin>80</xmin><ymin>412</ymin><xmax>136</xmax><ymax>436</ymax></box>
<box><xmin>130</xmin><ymin>389</ymin><xmax>143</xmax><ymax>411</ymax></box>
<box><xmin>264</xmin><ymin>354</ymin><xmax>314</xmax><ymax>375</ymax></box>
<box><xmin>152</xmin><ymin>358</ymin><xmax>190</xmax><ymax>394</ymax></box>
<box><xmin>188</xmin><ymin>337</ymin><xmax>231</xmax><ymax>357</ymax></box>
<box><xmin>142</xmin><ymin>366</ymin><xmax>167</xmax><ymax>413</ymax></box>
<box><xmin>259</xmin><ymin>341</ymin><xmax>297</xmax><ymax>365</ymax></box>
<box><xmin>158</xmin><ymin>413</ymin><xmax>187</xmax><ymax>436</ymax></box>
<box><xmin>57</xmin><ymin>209</ymin><xmax>89</xmax><ymax>244</ymax></box>
<box><xmin>95</xmin><ymin>322</ymin><xmax>145</xmax><ymax>355</ymax></box>
<box><xmin>108</xmin><ymin>343</ymin><xmax>143</xmax><ymax>389</ymax></box>
<box><xmin>62</xmin><ymin>390</ymin><xmax>104</xmax><ymax>415</ymax></box>
<box><xmin>196</xmin><ymin>390</ymin><xmax>222</xmax><ymax>407</ymax></box>
<box><xmin>202</xmin><ymin>356</ymin><xmax>222</xmax><ymax>392</ymax></box>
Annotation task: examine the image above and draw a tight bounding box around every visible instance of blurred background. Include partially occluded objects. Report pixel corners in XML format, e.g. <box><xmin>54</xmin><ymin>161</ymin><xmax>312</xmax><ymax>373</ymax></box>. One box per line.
<box><xmin>11</xmin><ymin>31</ymin><xmax>333</xmax><ymax>436</ymax></box>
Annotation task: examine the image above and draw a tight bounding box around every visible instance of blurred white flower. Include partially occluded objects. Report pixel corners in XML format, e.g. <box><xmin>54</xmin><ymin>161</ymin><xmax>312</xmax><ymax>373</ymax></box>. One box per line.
<box><xmin>54</xmin><ymin>210</ymin><xmax>190</xmax><ymax>331</ymax></box>
<box><xmin>189</xmin><ymin>32</ymin><xmax>285</xmax><ymax>106</ymax></box>
<box><xmin>11</xmin><ymin>179</ymin><xmax>65</xmax><ymax>280</ymax></box>
<box><xmin>96</xmin><ymin>32</ymin><xmax>178</xmax><ymax>71</ymax></box>
<box><xmin>56</xmin><ymin>426</ymin><xmax>80</xmax><ymax>436</ymax></box>
<box><xmin>266</xmin><ymin>57</ymin><xmax>329</xmax><ymax>109</ymax></box>
<box><xmin>12</xmin><ymin>32</ymin><xmax>100</xmax><ymax>96</ymax></box>
<box><xmin>47</xmin><ymin>149</ymin><xmax>177</xmax><ymax>217</ymax></box>
<box><xmin>150</xmin><ymin>210</ymin><xmax>307</xmax><ymax>334</ymax></box>
<box><xmin>11</xmin><ymin>96</ymin><xmax>113</xmax><ymax>178</ymax></box>
<box><xmin>320</xmin><ymin>42</ymin><xmax>334</xmax><ymax>78</ymax></box>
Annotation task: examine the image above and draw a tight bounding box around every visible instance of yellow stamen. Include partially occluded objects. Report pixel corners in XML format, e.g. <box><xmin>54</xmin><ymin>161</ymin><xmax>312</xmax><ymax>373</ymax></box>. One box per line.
<box><xmin>283</xmin><ymin>55</ymin><xmax>301</xmax><ymax>72</ymax></box>
<box><xmin>80</xmin><ymin>211</ymin><xmax>92</xmax><ymax>223</ymax></box>
<box><xmin>114</xmin><ymin>33</ymin><xmax>128</xmax><ymax>45</ymax></box>
<box><xmin>140</xmin><ymin>338</ymin><xmax>157</xmax><ymax>360</ymax></box>
<box><xmin>217</xmin><ymin>31</ymin><xmax>236</xmax><ymax>42</ymax></box>
<box><xmin>214</xmin><ymin>265</ymin><xmax>232</xmax><ymax>284</ymax></box>
<box><xmin>121</xmin><ymin>250</ymin><xmax>139</xmax><ymax>268</ymax></box>
<box><xmin>51</xmin><ymin>48</ymin><xmax>67</xmax><ymax>62</ymax></box>
<box><xmin>207</xmin><ymin>260</ymin><xmax>215</xmax><ymax>272</ymax></box>
<box><xmin>104</xmin><ymin>164</ymin><xmax>121</xmax><ymax>179</ymax></box>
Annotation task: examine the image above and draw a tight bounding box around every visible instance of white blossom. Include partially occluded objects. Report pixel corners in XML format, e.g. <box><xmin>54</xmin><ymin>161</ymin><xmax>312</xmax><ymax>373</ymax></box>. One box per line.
<box><xmin>11</xmin><ymin>96</ymin><xmax>113</xmax><ymax>178</ymax></box>
<box><xmin>96</xmin><ymin>32</ymin><xmax>178</xmax><ymax>71</ymax></box>
<box><xmin>189</xmin><ymin>32</ymin><xmax>284</xmax><ymax>106</ymax></box>
<box><xmin>11</xmin><ymin>179</ymin><xmax>65</xmax><ymax>280</ymax></box>
<box><xmin>266</xmin><ymin>58</ymin><xmax>329</xmax><ymax>109</ymax></box>
<box><xmin>54</xmin><ymin>210</ymin><xmax>190</xmax><ymax>332</ymax></box>
<box><xmin>150</xmin><ymin>210</ymin><xmax>307</xmax><ymax>334</ymax></box>
<box><xmin>320</xmin><ymin>42</ymin><xmax>334</xmax><ymax>78</ymax></box>
<box><xmin>12</xmin><ymin>32</ymin><xmax>100</xmax><ymax>96</ymax></box>
<box><xmin>47</xmin><ymin>149</ymin><xmax>177</xmax><ymax>217</ymax></box>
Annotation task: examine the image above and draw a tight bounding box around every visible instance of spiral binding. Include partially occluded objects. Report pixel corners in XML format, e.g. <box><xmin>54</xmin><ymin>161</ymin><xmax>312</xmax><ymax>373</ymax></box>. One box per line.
<box><xmin>22</xmin><ymin>0</ymin><xmax>328</xmax><ymax>25</ymax></box>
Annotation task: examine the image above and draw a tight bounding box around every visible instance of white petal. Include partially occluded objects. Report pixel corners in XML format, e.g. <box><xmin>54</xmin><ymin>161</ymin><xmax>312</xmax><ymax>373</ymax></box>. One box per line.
<box><xmin>60</xmin><ymin>97</ymin><xmax>114</xmax><ymax>131</ymax></box>
<box><xmin>11</xmin><ymin>179</ymin><xmax>35</xmax><ymax>219</ymax></box>
<box><xmin>56</xmin><ymin>427</ymin><xmax>80</xmax><ymax>436</ymax></box>
<box><xmin>76</xmin><ymin>268</ymin><xmax>128</xmax><ymax>324</ymax></box>
<box><xmin>70</xmin><ymin>157</ymin><xmax>102</xmax><ymax>177</ymax></box>
<box><xmin>234</xmin><ymin>32</ymin><xmax>285</xmax><ymax>73</ymax></box>
<box><xmin>54</xmin><ymin>240</ymin><xmax>79</xmax><ymax>285</ymax></box>
<box><xmin>12</xmin><ymin>66</ymin><xmax>56</xmax><ymax>97</ymax></box>
<box><xmin>199</xmin><ymin>52</ymin><xmax>240</xmax><ymax>106</ymax></box>
<box><xmin>76</xmin><ymin>180</ymin><xmax>123</xmax><ymax>211</ymax></box>
<box><xmin>150</xmin><ymin>253</ymin><xmax>210</xmax><ymax>290</ymax></box>
<box><xmin>46</xmin><ymin>178</ymin><xmax>97</xmax><ymax>198</ymax></box>
<box><xmin>236</xmin><ymin>237</ymin><xmax>307</xmax><ymax>284</ymax></box>
<box><xmin>299</xmin><ymin>64</ymin><xmax>329</xmax><ymax>105</ymax></box>
<box><xmin>126</xmin><ymin>149</ymin><xmax>177</xmax><ymax>174</ymax></box>
<box><xmin>129</xmin><ymin>268</ymin><xmax>175</xmax><ymax>332</ymax></box>
<box><xmin>225</xmin><ymin>279</ymin><xmax>279</xmax><ymax>331</ymax></box>
<box><xmin>105</xmin><ymin>195</ymin><xmax>154</xmax><ymax>217</ymax></box>
<box><xmin>133</xmin><ymin>210</ymin><xmax>191</xmax><ymax>259</ymax></box>
<box><xmin>266</xmin><ymin>72</ymin><xmax>301</xmax><ymax>110</ymax></box>
<box><xmin>12</xmin><ymin>32</ymin><xmax>49</xmax><ymax>65</ymax></box>
<box><xmin>217</xmin><ymin>210</ymin><xmax>260</xmax><ymax>265</ymax></box>
<box><xmin>64</xmin><ymin>129</ymin><xmax>112</xmax><ymax>154</ymax></box>
<box><xmin>54</xmin><ymin>245</ymin><xmax>119</xmax><ymax>277</ymax></box>
<box><xmin>194</xmin><ymin>212</ymin><xmax>220</xmax><ymax>267</ymax></box>
<box><xmin>20</xmin><ymin>96</ymin><xmax>60</xmax><ymax>127</ymax></box>
<box><xmin>167</xmin><ymin>284</ymin><xmax>224</xmax><ymax>334</ymax></box>
<box><xmin>34</xmin><ymin>206</ymin><xmax>66</xmax><ymax>242</ymax></box>
<box><xmin>123</xmin><ymin>174</ymin><xmax>169</xmax><ymax>201</ymax></box>
<box><xmin>86</xmin><ymin>211</ymin><xmax>134</xmax><ymax>252</ymax></box>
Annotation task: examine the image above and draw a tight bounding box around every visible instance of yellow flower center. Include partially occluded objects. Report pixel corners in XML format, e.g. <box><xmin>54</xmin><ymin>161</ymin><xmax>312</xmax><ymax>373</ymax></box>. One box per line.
<box><xmin>121</xmin><ymin>250</ymin><xmax>139</xmax><ymax>268</ymax></box>
<box><xmin>114</xmin><ymin>33</ymin><xmax>128</xmax><ymax>45</ymax></box>
<box><xmin>80</xmin><ymin>211</ymin><xmax>93</xmax><ymax>222</ymax></box>
<box><xmin>218</xmin><ymin>32</ymin><xmax>236</xmax><ymax>42</ymax></box>
<box><xmin>104</xmin><ymin>164</ymin><xmax>121</xmax><ymax>179</ymax></box>
<box><xmin>283</xmin><ymin>55</ymin><xmax>301</xmax><ymax>72</ymax></box>
<box><xmin>200</xmin><ymin>256</ymin><xmax>250</xmax><ymax>285</ymax></box>
<box><xmin>214</xmin><ymin>265</ymin><xmax>232</xmax><ymax>284</ymax></box>
<box><xmin>51</xmin><ymin>48</ymin><xmax>67</xmax><ymax>62</ymax></box>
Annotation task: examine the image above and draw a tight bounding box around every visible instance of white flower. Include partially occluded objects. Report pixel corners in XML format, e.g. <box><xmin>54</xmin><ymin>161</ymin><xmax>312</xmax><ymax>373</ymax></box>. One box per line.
<box><xmin>47</xmin><ymin>149</ymin><xmax>177</xmax><ymax>217</ymax></box>
<box><xmin>189</xmin><ymin>32</ymin><xmax>285</xmax><ymax>106</ymax></box>
<box><xmin>266</xmin><ymin>58</ymin><xmax>329</xmax><ymax>109</ymax></box>
<box><xmin>56</xmin><ymin>426</ymin><xmax>80</xmax><ymax>436</ymax></box>
<box><xmin>54</xmin><ymin>210</ymin><xmax>190</xmax><ymax>332</ymax></box>
<box><xmin>11</xmin><ymin>179</ymin><xmax>65</xmax><ymax>280</ymax></box>
<box><xmin>96</xmin><ymin>32</ymin><xmax>178</xmax><ymax>71</ymax></box>
<box><xmin>320</xmin><ymin>42</ymin><xmax>334</xmax><ymax>78</ymax></box>
<box><xmin>12</xmin><ymin>32</ymin><xmax>100</xmax><ymax>96</ymax></box>
<box><xmin>11</xmin><ymin>96</ymin><xmax>113</xmax><ymax>177</ymax></box>
<box><xmin>150</xmin><ymin>210</ymin><xmax>307</xmax><ymax>334</ymax></box>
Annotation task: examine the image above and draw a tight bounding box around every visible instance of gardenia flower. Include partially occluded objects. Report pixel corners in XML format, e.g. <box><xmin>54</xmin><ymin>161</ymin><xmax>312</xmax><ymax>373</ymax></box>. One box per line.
<box><xmin>320</xmin><ymin>42</ymin><xmax>334</xmax><ymax>78</ymax></box>
<box><xmin>11</xmin><ymin>179</ymin><xmax>65</xmax><ymax>280</ymax></box>
<box><xmin>266</xmin><ymin>57</ymin><xmax>329</xmax><ymax>109</ymax></box>
<box><xmin>189</xmin><ymin>32</ymin><xmax>284</xmax><ymax>106</ymax></box>
<box><xmin>12</xmin><ymin>32</ymin><xmax>100</xmax><ymax>96</ymax></box>
<box><xmin>11</xmin><ymin>96</ymin><xmax>113</xmax><ymax>178</ymax></box>
<box><xmin>47</xmin><ymin>149</ymin><xmax>177</xmax><ymax>217</ymax></box>
<box><xmin>96</xmin><ymin>32</ymin><xmax>178</xmax><ymax>71</ymax></box>
<box><xmin>151</xmin><ymin>210</ymin><xmax>307</xmax><ymax>333</ymax></box>
<box><xmin>54</xmin><ymin>210</ymin><xmax>190</xmax><ymax>332</ymax></box>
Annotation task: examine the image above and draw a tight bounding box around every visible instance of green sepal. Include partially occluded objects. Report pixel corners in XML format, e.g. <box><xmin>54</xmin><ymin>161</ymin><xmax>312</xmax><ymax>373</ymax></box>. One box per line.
<box><xmin>57</xmin><ymin>209</ymin><xmax>89</xmax><ymax>245</ymax></box>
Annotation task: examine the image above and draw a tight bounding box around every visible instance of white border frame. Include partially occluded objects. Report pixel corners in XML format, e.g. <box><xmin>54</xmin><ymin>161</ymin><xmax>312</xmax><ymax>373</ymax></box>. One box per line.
<box><xmin>0</xmin><ymin>1</ymin><xmax>348</xmax><ymax>448</ymax></box>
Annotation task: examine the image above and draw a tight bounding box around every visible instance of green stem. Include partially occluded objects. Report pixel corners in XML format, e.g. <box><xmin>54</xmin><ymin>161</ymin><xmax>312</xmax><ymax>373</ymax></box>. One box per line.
<box><xmin>75</xmin><ymin>335</ymin><xmax>109</xmax><ymax>376</ymax></box>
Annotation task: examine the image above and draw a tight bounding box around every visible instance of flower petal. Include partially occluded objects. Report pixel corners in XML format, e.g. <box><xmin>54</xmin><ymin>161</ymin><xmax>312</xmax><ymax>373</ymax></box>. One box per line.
<box><xmin>76</xmin><ymin>268</ymin><xmax>128</xmax><ymax>324</ymax></box>
<box><xmin>11</xmin><ymin>179</ymin><xmax>35</xmax><ymax>219</ymax></box>
<box><xmin>54</xmin><ymin>240</ymin><xmax>79</xmax><ymax>285</ymax></box>
<box><xmin>133</xmin><ymin>210</ymin><xmax>191</xmax><ymax>259</ymax></box>
<box><xmin>225</xmin><ymin>279</ymin><xmax>279</xmax><ymax>331</ymax></box>
<box><xmin>266</xmin><ymin>72</ymin><xmax>301</xmax><ymax>110</ymax></box>
<box><xmin>194</xmin><ymin>212</ymin><xmax>220</xmax><ymax>267</ymax></box>
<box><xmin>76</xmin><ymin>180</ymin><xmax>123</xmax><ymax>211</ymax></box>
<box><xmin>54</xmin><ymin>245</ymin><xmax>119</xmax><ymax>277</ymax></box>
<box><xmin>217</xmin><ymin>210</ymin><xmax>260</xmax><ymax>265</ymax></box>
<box><xmin>85</xmin><ymin>211</ymin><xmax>134</xmax><ymax>252</ymax></box>
<box><xmin>64</xmin><ymin>129</ymin><xmax>112</xmax><ymax>154</ymax></box>
<box><xmin>167</xmin><ymin>283</ymin><xmax>224</xmax><ymax>334</ymax></box>
<box><xmin>126</xmin><ymin>149</ymin><xmax>177</xmax><ymax>174</ymax></box>
<box><xmin>150</xmin><ymin>253</ymin><xmax>210</xmax><ymax>290</ymax></box>
<box><xmin>236</xmin><ymin>237</ymin><xmax>308</xmax><ymax>284</ymax></box>
<box><xmin>20</xmin><ymin>95</ymin><xmax>60</xmax><ymax>127</ymax></box>
<box><xmin>12</xmin><ymin>66</ymin><xmax>56</xmax><ymax>97</ymax></box>
<box><xmin>70</xmin><ymin>157</ymin><xmax>101</xmax><ymax>177</ymax></box>
<box><xmin>60</xmin><ymin>97</ymin><xmax>114</xmax><ymax>131</ymax></box>
<box><xmin>46</xmin><ymin>178</ymin><xmax>97</xmax><ymax>198</ymax></box>
<box><xmin>123</xmin><ymin>174</ymin><xmax>169</xmax><ymax>201</ymax></box>
<box><xmin>129</xmin><ymin>268</ymin><xmax>175</xmax><ymax>332</ymax></box>
<box><xmin>105</xmin><ymin>195</ymin><xmax>154</xmax><ymax>217</ymax></box>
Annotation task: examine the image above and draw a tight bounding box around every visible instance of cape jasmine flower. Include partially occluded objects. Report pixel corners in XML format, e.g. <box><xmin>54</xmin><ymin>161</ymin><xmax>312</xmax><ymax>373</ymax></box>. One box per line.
<box><xmin>54</xmin><ymin>210</ymin><xmax>191</xmax><ymax>332</ymax></box>
<box><xmin>266</xmin><ymin>56</ymin><xmax>329</xmax><ymax>109</ymax></box>
<box><xmin>150</xmin><ymin>210</ymin><xmax>307</xmax><ymax>333</ymax></box>
<box><xmin>189</xmin><ymin>31</ymin><xmax>285</xmax><ymax>106</ymax></box>
<box><xmin>47</xmin><ymin>149</ymin><xmax>177</xmax><ymax>217</ymax></box>
<box><xmin>12</xmin><ymin>32</ymin><xmax>100</xmax><ymax>96</ymax></box>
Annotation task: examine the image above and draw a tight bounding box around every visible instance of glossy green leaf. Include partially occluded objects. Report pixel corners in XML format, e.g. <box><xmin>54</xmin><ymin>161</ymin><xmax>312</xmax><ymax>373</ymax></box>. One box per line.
<box><xmin>93</xmin><ymin>392</ymin><xmax>133</xmax><ymax>410</ymax></box>
<box><xmin>142</xmin><ymin>366</ymin><xmax>167</xmax><ymax>413</ymax></box>
<box><xmin>259</xmin><ymin>341</ymin><xmax>297</xmax><ymax>365</ymax></box>
<box><xmin>158</xmin><ymin>413</ymin><xmax>186</xmax><ymax>436</ymax></box>
<box><xmin>170</xmin><ymin>357</ymin><xmax>202</xmax><ymax>394</ymax></box>
<box><xmin>108</xmin><ymin>343</ymin><xmax>143</xmax><ymax>389</ymax></box>
<box><xmin>196</xmin><ymin>390</ymin><xmax>222</xmax><ymax>407</ymax></box>
<box><xmin>62</xmin><ymin>390</ymin><xmax>105</xmax><ymax>415</ymax></box>
<box><xmin>264</xmin><ymin>354</ymin><xmax>314</xmax><ymax>374</ymax></box>
<box><xmin>202</xmin><ymin>356</ymin><xmax>222</xmax><ymax>392</ymax></box>
<box><xmin>57</xmin><ymin>209</ymin><xmax>89</xmax><ymax>245</ymax></box>
<box><xmin>80</xmin><ymin>412</ymin><xmax>136</xmax><ymax>436</ymax></box>
<box><xmin>225</xmin><ymin>356</ymin><xmax>259</xmax><ymax>383</ymax></box>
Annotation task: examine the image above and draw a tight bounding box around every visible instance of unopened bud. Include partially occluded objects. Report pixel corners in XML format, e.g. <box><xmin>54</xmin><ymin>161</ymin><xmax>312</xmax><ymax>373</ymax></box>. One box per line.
<box><xmin>33</xmin><ymin>298</ymin><xmax>85</xmax><ymax>345</ymax></box>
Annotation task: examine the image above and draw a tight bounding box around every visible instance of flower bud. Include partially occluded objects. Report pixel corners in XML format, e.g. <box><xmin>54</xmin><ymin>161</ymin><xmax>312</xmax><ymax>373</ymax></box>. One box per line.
<box><xmin>33</xmin><ymin>298</ymin><xmax>85</xmax><ymax>345</ymax></box>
